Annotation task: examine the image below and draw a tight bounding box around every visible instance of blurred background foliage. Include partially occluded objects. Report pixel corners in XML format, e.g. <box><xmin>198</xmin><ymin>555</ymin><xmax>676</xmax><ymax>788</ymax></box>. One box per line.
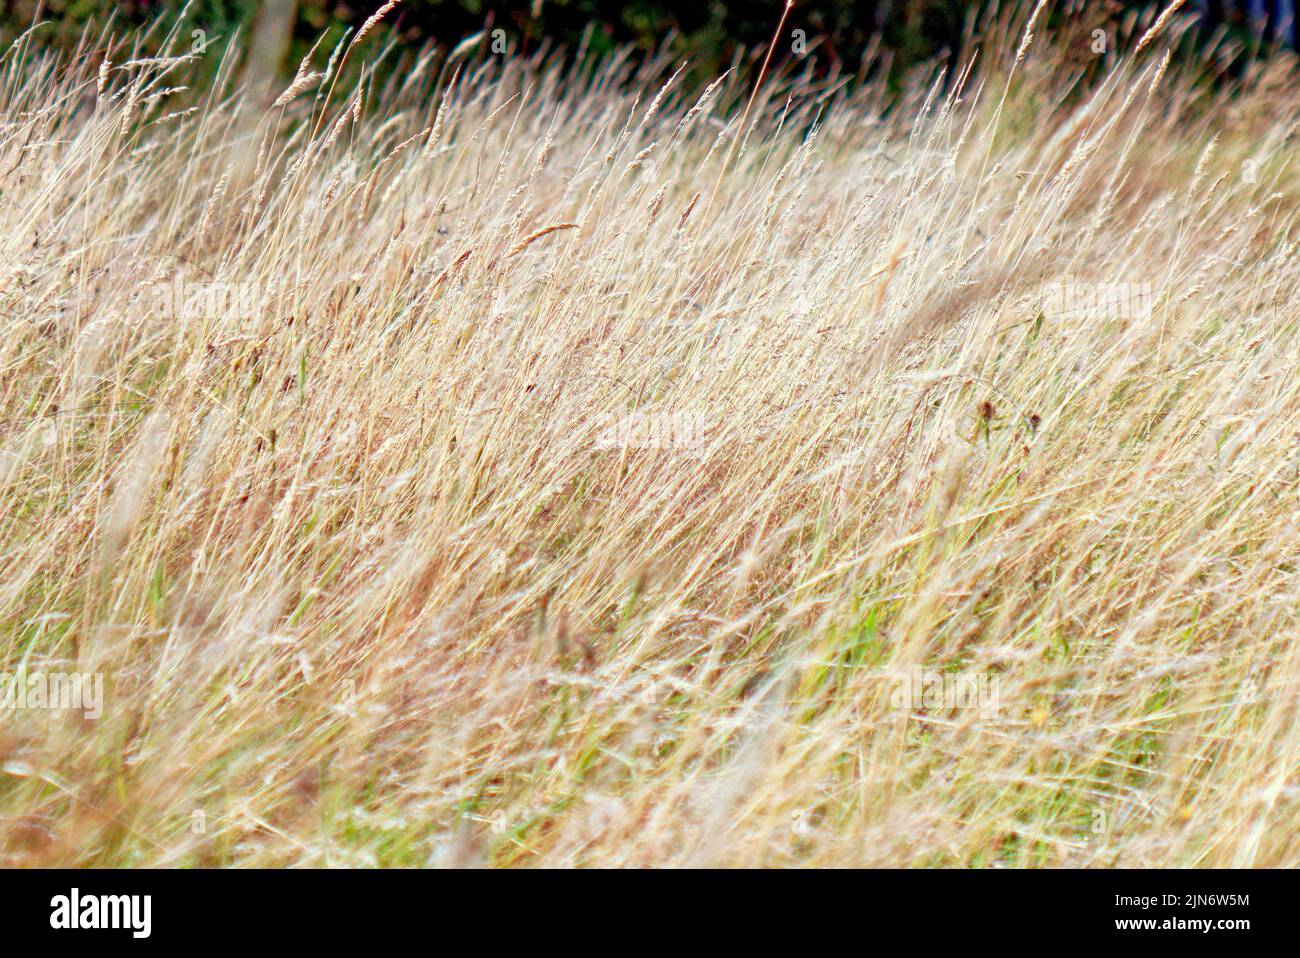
<box><xmin>0</xmin><ymin>1</ymin><xmax>1293</xmax><ymax>92</ymax></box>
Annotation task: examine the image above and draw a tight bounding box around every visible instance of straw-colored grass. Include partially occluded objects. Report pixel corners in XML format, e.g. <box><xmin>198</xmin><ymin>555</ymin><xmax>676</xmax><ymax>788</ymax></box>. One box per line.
<box><xmin>1</xmin><ymin>6</ymin><xmax>1298</xmax><ymax>867</ymax></box>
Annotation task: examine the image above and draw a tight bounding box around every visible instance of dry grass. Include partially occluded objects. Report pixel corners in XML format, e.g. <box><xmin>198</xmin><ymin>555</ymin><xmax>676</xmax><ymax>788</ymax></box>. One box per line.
<box><xmin>1</xmin><ymin>7</ymin><xmax>1298</xmax><ymax>867</ymax></box>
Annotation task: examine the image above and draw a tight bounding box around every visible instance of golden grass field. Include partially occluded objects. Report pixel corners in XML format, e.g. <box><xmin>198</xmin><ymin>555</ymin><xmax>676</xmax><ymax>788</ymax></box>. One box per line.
<box><xmin>1</xmin><ymin>3</ymin><xmax>1298</xmax><ymax>866</ymax></box>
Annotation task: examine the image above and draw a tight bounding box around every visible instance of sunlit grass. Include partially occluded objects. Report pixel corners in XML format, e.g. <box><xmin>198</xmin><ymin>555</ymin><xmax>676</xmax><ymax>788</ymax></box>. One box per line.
<box><xmin>0</xmin><ymin>6</ymin><xmax>1297</xmax><ymax>867</ymax></box>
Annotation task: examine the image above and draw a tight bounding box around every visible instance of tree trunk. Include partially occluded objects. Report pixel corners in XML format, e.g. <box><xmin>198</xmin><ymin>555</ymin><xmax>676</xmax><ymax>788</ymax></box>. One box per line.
<box><xmin>244</xmin><ymin>0</ymin><xmax>299</xmax><ymax>97</ymax></box>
